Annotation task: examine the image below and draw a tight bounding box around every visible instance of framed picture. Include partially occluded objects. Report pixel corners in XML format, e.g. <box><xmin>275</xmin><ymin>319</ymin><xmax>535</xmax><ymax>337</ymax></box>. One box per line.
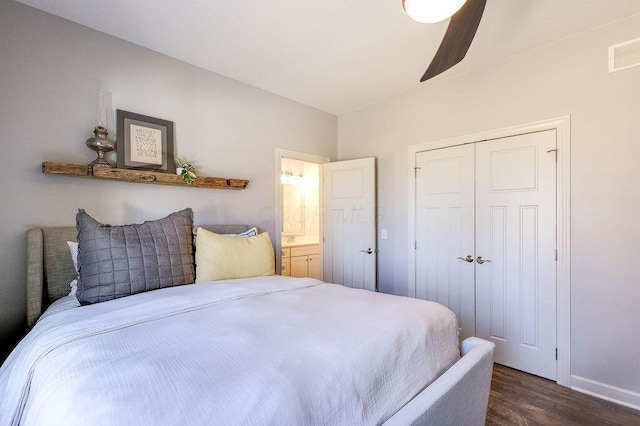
<box><xmin>116</xmin><ymin>110</ymin><xmax>175</xmax><ymax>173</ymax></box>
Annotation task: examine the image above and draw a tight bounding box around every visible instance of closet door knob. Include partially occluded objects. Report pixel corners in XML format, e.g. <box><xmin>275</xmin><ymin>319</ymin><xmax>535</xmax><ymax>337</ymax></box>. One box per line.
<box><xmin>360</xmin><ymin>248</ymin><xmax>373</xmax><ymax>254</ymax></box>
<box><xmin>457</xmin><ymin>255</ymin><xmax>474</xmax><ymax>263</ymax></box>
<box><xmin>476</xmin><ymin>256</ymin><xmax>492</xmax><ymax>264</ymax></box>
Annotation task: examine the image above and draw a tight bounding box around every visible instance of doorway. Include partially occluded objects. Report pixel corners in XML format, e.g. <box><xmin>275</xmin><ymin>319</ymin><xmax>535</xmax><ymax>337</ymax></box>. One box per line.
<box><xmin>280</xmin><ymin>157</ymin><xmax>323</xmax><ymax>279</ymax></box>
<box><xmin>275</xmin><ymin>149</ymin><xmax>329</xmax><ymax>280</ymax></box>
<box><xmin>407</xmin><ymin>117</ymin><xmax>571</xmax><ymax>386</ymax></box>
<box><xmin>275</xmin><ymin>149</ymin><xmax>378</xmax><ymax>291</ymax></box>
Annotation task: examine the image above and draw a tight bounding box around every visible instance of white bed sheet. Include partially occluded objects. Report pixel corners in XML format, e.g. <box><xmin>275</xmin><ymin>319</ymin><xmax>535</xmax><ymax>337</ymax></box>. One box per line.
<box><xmin>0</xmin><ymin>276</ymin><xmax>459</xmax><ymax>426</ymax></box>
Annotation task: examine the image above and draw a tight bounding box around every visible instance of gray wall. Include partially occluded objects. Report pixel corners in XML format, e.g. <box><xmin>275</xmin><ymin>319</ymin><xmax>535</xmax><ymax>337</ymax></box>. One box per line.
<box><xmin>0</xmin><ymin>1</ymin><xmax>337</xmax><ymax>343</ymax></box>
<box><xmin>339</xmin><ymin>12</ymin><xmax>640</xmax><ymax>401</ymax></box>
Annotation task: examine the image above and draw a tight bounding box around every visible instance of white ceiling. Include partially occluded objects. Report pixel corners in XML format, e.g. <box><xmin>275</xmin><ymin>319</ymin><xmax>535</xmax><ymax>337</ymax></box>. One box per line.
<box><xmin>15</xmin><ymin>0</ymin><xmax>640</xmax><ymax>115</ymax></box>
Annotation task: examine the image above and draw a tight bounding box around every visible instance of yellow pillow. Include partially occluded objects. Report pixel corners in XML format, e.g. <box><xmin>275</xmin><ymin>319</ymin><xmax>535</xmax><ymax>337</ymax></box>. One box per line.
<box><xmin>195</xmin><ymin>227</ymin><xmax>275</xmax><ymax>282</ymax></box>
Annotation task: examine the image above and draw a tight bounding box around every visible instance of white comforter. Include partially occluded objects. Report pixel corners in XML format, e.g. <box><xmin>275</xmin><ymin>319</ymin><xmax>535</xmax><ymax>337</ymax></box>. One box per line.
<box><xmin>0</xmin><ymin>276</ymin><xmax>459</xmax><ymax>426</ymax></box>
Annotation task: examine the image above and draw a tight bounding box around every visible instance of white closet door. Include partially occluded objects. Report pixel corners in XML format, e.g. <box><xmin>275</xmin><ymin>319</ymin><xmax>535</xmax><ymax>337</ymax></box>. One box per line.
<box><xmin>415</xmin><ymin>145</ymin><xmax>476</xmax><ymax>340</ymax></box>
<box><xmin>475</xmin><ymin>130</ymin><xmax>557</xmax><ymax>380</ymax></box>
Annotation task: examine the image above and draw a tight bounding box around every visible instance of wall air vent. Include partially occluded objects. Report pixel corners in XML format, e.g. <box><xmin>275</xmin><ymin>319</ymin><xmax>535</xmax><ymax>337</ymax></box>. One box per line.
<box><xmin>608</xmin><ymin>37</ymin><xmax>640</xmax><ymax>73</ymax></box>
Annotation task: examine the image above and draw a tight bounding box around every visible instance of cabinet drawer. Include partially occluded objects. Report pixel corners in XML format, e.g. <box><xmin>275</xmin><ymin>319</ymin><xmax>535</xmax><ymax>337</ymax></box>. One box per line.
<box><xmin>281</xmin><ymin>247</ymin><xmax>291</xmax><ymax>258</ymax></box>
<box><xmin>291</xmin><ymin>244</ymin><xmax>319</xmax><ymax>257</ymax></box>
<box><xmin>281</xmin><ymin>257</ymin><xmax>291</xmax><ymax>276</ymax></box>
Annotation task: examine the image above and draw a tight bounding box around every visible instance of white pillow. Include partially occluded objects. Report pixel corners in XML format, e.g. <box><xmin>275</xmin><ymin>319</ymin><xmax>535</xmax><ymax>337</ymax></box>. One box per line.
<box><xmin>66</xmin><ymin>241</ymin><xmax>79</xmax><ymax>296</ymax></box>
<box><xmin>195</xmin><ymin>227</ymin><xmax>275</xmax><ymax>282</ymax></box>
<box><xmin>210</xmin><ymin>227</ymin><xmax>257</xmax><ymax>237</ymax></box>
<box><xmin>232</xmin><ymin>227</ymin><xmax>258</xmax><ymax>237</ymax></box>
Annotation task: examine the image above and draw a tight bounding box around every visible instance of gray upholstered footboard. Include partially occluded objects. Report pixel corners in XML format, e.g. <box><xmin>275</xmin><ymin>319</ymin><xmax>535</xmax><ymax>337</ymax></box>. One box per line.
<box><xmin>384</xmin><ymin>337</ymin><xmax>495</xmax><ymax>426</ymax></box>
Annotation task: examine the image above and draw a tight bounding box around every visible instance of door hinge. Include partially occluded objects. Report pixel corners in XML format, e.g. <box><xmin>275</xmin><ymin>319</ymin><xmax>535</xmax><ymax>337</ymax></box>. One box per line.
<box><xmin>547</xmin><ymin>149</ymin><xmax>558</xmax><ymax>163</ymax></box>
<box><xmin>555</xmin><ymin>348</ymin><xmax>558</xmax><ymax>360</ymax></box>
<box><xmin>414</xmin><ymin>241</ymin><xmax>417</xmax><ymax>250</ymax></box>
<box><xmin>554</xmin><ymin>249</ymin><xmax>558</xmax><ymax>261</ymax></box>
<box><xmin>414</xmin><ymin>166</ymin><xmax>421</xmax><ymax>177</ymax></box>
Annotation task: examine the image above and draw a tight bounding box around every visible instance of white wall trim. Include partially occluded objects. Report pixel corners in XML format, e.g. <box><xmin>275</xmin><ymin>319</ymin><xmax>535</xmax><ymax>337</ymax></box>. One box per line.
<box><xmin>572</xmin><ymin>375</ymin><xmax>640</xmax><ymax>411</ymax></box>
<box><xmin>407</xmin><ymin>116</ymin><xmax>571</xmax><ymax>387</ymax></box>
<box><xmin>274</xmin><ymin>148</ymin><xmax>330</xmax><ymax>274</ymax></box>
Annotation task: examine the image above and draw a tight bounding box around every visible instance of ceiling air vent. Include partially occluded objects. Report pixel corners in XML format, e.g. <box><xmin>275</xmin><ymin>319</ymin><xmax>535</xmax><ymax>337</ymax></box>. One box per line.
<box><xmin>608</xmin><ymin>37</ymin><xmax>640</xmax><ymax>73</ymax></box>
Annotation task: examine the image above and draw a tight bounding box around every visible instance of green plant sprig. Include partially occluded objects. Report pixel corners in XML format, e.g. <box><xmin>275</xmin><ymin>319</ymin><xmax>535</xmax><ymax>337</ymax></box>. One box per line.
<box><xmin>175</xmin><ymin>157</ymin><xmax>197</xmax><ymax>185</ymax></box>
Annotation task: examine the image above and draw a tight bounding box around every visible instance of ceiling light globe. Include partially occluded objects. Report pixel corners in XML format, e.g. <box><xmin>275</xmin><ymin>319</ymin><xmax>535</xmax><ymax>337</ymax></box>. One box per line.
<box><xmin>403</xmin><ymin>0</ymin><xmax>468</xmax><ymax>24</ymax></box>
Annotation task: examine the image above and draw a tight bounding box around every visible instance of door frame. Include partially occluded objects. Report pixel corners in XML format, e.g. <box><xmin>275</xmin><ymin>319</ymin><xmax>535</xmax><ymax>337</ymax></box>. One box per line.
<box><xmin>274</xmin><ymin>148</ymin><xmax>330</xmax><ymax>275</ymax></box>
<box><xmin>407</xmin><ymin>116</ymin><xmax>571</xmax><ymax>387</ymax></box>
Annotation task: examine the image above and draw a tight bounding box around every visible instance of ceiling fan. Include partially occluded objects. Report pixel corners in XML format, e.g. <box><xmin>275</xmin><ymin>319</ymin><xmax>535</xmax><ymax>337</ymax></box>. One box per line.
<box><xmin>403</xmin><ymin>0</ymin><xmax>487</xmax><ymax>82</ymax></box>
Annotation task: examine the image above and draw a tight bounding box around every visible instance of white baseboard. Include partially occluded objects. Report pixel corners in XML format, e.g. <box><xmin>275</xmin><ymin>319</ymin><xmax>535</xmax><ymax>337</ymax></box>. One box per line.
<box><xmin>571</xmin><ymin>375</ymin><xmax>640</xmax><ymax>411</ymax></box>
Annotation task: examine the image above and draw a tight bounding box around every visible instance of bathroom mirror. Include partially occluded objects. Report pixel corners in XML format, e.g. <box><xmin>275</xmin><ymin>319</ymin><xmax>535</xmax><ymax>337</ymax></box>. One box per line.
<box><xmin>282</xmin><ymin>183</ymin><xmax>305</xmax><ymax>236</ymax></box>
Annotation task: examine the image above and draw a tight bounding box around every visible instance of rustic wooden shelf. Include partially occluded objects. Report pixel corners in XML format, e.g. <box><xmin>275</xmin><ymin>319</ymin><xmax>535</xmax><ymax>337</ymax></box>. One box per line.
<box><xmin>42</xmin><ymin>162</ymin><xmax>249</xmax><ymax>190</ymax></box>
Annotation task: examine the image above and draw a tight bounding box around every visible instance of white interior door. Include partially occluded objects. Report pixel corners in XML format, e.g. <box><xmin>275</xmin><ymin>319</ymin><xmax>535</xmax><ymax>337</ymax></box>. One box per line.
<box><xmin>415</xmin><ymin>145</ymin><xmax>476</xmax><ymax>340</ymax></box>
<box><xmin>475</xmin><ymin>130</ymin><xmax>557</xmax><ymax>380</ymax></box>
<box><xmin>323</xmin><ymin>158</ymin><xmax>376</xmax><ymax>291</ymax></box>
<box><xmin>414</xmin><ymin>130</ymin><xmax>557</xmax><ymax>380</ymax></box>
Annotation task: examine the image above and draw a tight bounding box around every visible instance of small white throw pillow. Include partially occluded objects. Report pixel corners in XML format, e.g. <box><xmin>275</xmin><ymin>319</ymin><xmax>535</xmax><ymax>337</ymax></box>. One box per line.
<box><xmin>66</xmin><ymin>241</ymin><xmax>79</xmax><ymax>296</ymax></box>
<box><xmin>230</xmin><ymin>227</ymin><xmax>258</xmax><ymax>237</ymax></box>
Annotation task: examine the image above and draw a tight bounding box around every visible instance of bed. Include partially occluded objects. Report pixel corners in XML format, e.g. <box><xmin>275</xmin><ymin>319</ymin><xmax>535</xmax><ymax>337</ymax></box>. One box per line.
<box><xmin>0</xmin><ymin>224</ymin><xmax>495</xmax><ymax>425</ymax></box>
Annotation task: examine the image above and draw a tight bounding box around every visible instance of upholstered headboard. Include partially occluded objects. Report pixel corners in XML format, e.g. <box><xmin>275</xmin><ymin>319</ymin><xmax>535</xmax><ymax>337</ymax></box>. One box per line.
<box><xmin>26</xmin><ymin>224</ymin><xmax>252</xmax><ymax>327</ymax></box>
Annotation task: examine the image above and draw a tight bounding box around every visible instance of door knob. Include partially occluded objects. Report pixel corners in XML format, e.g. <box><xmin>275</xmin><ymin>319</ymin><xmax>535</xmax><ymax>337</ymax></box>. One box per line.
<box><xmin>360</xmin><ymin>248</ymin><xmax>373</xmax><ymax>254</ymax></box>
<box><xmin>457</xmin><ymin>255</ymin><xmax>474</xmax><ymax>263</ymax></box>
<box><xmin>476</xmin><ymin>256</ymin><xmax>492</xmax><ymax>264</ymax></box>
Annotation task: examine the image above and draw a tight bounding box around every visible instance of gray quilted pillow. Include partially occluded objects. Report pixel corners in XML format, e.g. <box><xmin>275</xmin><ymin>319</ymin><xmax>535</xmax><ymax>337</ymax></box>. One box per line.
<box><xmin>76</xmin><ymin>208</ymin><xmax>195</xmax><ymax>304</ymax></box>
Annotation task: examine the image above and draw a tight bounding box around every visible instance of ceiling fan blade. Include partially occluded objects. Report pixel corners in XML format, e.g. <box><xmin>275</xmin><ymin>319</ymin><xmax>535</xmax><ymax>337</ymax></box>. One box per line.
<box><xmin>420</xmin><ymin>0</ymin><xmax>487</xmax><ymax>82</ymax></box>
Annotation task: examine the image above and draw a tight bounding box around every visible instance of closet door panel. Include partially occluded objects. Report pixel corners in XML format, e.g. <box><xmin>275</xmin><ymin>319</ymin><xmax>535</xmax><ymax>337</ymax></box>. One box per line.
<box><xmin>415</xmin><ymin>145</ymin><xmax>476</xmax><ymax>340</ymax></box>
<box><xmin>475</xmin><ymin>130</ymin><xmax>557</xmax><ymax>380</ymax></box>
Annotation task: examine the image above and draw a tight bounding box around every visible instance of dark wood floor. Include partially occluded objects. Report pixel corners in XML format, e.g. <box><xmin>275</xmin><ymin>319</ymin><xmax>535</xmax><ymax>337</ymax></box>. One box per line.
<box><xmin>487</xmin><ymin>364</ymin><xmax>640</xmax><ymax>425</ymax></box>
